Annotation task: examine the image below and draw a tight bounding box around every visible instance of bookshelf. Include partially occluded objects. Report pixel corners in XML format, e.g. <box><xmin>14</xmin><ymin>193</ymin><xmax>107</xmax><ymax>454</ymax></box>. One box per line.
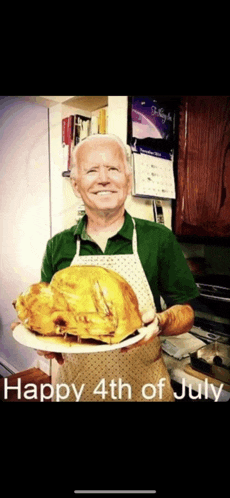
<box><xmin>40</xmin><ymin>95</ymin><xmax>109</xmax><ymax>175</ymax></box>
<box><xmin>61</xmin><ymin>104</ymin><xmax>108</xmax><ymax>176</ymax></box>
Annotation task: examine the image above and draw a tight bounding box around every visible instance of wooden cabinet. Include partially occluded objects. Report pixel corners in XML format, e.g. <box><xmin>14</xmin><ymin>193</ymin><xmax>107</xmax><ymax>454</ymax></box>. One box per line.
<box><xmin>174</xmin><ymin>96</ymin><xmax>230</xmax><ymax>240</ymax></box>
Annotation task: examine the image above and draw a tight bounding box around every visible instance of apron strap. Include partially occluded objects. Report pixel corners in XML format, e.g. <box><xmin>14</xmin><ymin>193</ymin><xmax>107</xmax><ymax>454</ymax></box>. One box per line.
<box><xmin>131</xmin><ymin>217</ymin><xmax>138</xmax><ymax>255</ymax></box>
<box><xmin>76</xmin><ymin>236</ymin><xmax>81</xmax><ymax>257</ymax></box>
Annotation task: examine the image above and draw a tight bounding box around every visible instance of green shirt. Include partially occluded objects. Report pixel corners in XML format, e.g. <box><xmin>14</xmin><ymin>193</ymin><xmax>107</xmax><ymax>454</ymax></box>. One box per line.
<box><xmin>41</xmin><ymin>210</ymin><xmax>199</xmax><ymax>311</ymax></box>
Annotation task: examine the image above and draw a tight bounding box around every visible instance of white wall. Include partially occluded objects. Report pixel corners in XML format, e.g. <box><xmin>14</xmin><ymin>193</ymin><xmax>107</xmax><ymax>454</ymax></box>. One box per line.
<box><xmin>0</xmin><ymin>96</ymin><xmax>50</xmax><ymax>373</ymax></box>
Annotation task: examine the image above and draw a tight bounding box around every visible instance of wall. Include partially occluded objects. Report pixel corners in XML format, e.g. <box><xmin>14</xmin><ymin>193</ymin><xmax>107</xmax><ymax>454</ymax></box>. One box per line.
<box><xmin>0</xmin><ymin>97</ymin><xmax>50</xmax><ymax>374</ymax></box>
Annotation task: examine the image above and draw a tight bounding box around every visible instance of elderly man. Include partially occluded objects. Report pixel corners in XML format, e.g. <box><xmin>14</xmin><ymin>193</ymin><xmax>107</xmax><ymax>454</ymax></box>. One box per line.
<box><xmin>24</xmin><ymin>134</ymin><xmax>199</xmax><ymax>401</ymax></box>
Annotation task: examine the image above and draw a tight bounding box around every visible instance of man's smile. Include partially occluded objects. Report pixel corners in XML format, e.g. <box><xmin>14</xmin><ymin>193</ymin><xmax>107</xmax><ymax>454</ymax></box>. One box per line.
<box><xmin>92</xmin><ymin>190</ymin><xmax>117</xmax><ymax>195</ymax></box>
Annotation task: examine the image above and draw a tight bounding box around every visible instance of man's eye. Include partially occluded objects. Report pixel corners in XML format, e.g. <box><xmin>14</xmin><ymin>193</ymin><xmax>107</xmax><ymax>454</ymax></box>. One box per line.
<box><xmin>109</xmin><ymin>167</ymin><xmax>119</xmax><ymax>171</ymax></box>
<box><xmin>87</xmin><ymin>169</ymin><xmax>97</xmax><ymax>174</ymax></box>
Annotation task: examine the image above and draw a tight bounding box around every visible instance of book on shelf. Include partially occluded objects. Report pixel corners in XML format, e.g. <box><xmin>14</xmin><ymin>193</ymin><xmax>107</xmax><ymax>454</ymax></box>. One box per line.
<box><xmin>98</xmin><ymin>108</ymin><xmax>107</xmax><ymax>134</ymax></box>
<box><xmin>62</xmin><ymin>117</ymin><xmax>68</xmax><ymax>145</ymax></box>
<box><xmin>91</xmin><ymin>115</ymin><xmax>99</xmax><ymax>134</ymax></box>
<box><xmin>74</xmin><ymin>115</ymin><xmax>91</xmax><ymax>144</ymax></box>
<box><xmin>62</xmin><ymin>108</ymin><xmax>108</xmax><ymax>174</ymax></box>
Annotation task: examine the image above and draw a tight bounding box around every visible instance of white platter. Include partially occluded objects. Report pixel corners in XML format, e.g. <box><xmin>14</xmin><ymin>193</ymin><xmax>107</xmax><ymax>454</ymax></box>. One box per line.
<box><xmin>13</xmin><ymin>323</ymin><xmax>147</xmax><ymax>353</ymax></box>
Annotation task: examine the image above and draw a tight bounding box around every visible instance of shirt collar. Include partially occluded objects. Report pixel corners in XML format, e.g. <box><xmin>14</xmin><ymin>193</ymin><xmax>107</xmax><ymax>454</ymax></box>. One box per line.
<box><xmin>73</xmin><ymin>210</ymin><xmax>134</xmax><ymax>241</ymax></box>
<box><xmin>73</xmin><ymin>215</ymin><xmax>91</xmax><ymax>241</ymax></box>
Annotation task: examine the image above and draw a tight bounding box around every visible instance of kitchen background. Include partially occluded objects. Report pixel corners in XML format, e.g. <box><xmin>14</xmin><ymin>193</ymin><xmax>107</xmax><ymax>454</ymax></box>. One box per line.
<box><xmin>1</xmin><ymin>95</ymin><xmax>230</xmax><ymax>380</ymax></box>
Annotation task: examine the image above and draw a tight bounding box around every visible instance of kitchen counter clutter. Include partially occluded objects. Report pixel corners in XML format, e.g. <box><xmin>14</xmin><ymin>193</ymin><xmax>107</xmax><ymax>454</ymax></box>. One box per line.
<box><xmin>161</xmin><ymin>335</ymin><xmax>230</xmax><ymax>402</ymax></box>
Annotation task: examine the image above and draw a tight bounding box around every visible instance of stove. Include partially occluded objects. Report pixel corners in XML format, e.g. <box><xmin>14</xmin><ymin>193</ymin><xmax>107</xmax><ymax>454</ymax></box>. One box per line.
<box><xmin>188</xmin><ymin>274</ymin><xmax>230</xmax><ymax>384</ymax></box>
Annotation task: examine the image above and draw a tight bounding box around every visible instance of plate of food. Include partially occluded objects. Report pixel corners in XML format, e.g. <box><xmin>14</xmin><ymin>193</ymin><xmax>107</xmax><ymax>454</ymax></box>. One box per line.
<box><xmin>12</xmin><ymin>265</ymin><xmax>147</xmax><ymax>353</ymax></box>
<box><xmin>13</xmin><ymin>323</ymin><xmax>147</xmax><ymax>353</ymax></box>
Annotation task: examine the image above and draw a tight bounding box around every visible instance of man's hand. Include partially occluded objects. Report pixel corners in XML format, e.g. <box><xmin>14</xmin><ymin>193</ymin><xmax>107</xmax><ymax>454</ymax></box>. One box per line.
<box><xmin>121</xmin><ymin>308</ymin><xmax>161</xmax><ymax>353</ymax></box>
<box><xmin>37</xmin><ymin>350</ymin><xmax>65</xmax><ymax>365</ymax></box>
<box><xmin>11</xmin><ymin>321</ymin><xmax>64</xmax><ymax>365</ymax></box>
<box><xmin>11</xmin><ymin>321</ymin><xmax>21</xmax><ymax>331</ymax></box>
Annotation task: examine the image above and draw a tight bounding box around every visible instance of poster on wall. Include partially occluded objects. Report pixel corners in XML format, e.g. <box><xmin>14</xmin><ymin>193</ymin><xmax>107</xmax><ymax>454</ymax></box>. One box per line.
<box><xmin>127</xmin><ymin>96</ymin><xmax>178</xmax><ymax>199</ymax></box>
<box><xmin>128</xmin><ymin>96</ymin><xmax>176</xmax><ymax>153</ymax></box>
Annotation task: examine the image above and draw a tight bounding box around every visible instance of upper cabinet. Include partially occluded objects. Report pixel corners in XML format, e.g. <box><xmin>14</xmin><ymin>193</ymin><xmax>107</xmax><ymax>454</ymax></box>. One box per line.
<box><xmin>174</xmin><ymin>96</ymin><xmax>230</xmax><ymax>241</ymax></box>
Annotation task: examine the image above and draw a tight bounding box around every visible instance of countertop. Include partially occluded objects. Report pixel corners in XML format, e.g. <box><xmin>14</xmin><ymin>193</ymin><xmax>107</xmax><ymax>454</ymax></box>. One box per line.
<box><xmin>162</xmin><ymin>350</ymin><xmax>230</xmax><ymax>401</ymax></box>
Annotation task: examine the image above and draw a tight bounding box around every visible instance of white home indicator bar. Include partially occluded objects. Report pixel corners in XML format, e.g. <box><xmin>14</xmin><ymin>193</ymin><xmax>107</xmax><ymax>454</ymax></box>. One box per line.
<box><xmin>74</xmin><ymin>492</ymin><xmax>156</xmax><ymax>494</ymax></box>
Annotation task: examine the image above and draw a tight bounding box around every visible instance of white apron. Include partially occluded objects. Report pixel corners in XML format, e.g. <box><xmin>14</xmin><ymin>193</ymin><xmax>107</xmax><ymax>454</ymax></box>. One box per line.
<box><xmin>53</xmin><ymin>218</ymin><xmax>174</xmax><ymax>402</ymax></box>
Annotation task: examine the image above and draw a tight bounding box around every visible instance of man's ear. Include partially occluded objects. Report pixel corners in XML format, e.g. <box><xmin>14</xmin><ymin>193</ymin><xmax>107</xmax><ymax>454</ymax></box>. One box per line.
<box><xmin>70</xmin><ymin>177</ymin><xmax>81</xmax><ymax>198</ymax></box>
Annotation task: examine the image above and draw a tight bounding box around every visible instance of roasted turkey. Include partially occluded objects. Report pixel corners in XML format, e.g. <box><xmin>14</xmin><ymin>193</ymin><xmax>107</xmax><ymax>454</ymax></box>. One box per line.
<box><xmin>13</xmin><ymin>265</ymin><xmax>143</xmax><ymax>344</ymax></box>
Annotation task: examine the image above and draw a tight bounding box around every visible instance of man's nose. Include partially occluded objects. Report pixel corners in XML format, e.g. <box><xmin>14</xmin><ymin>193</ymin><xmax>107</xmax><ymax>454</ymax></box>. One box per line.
<box><xmin>98</xmin><ymin>167</ymin><xmax>110</xmax><ymax>183</ymax></box>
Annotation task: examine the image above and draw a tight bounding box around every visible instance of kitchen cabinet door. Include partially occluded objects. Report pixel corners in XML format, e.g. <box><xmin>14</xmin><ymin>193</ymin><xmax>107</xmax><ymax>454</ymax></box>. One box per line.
<box><xmin>174</xmin><ymin>96</ymin><xmax>230</xmax><ymax>239</ymax></box>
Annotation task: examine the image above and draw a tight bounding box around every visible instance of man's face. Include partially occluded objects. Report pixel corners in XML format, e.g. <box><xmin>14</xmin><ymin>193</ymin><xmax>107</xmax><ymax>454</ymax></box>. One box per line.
<box><xmin>71</xmin><ymin>139</ymin><xmax>132</xmax><ymax>215</ymax></box>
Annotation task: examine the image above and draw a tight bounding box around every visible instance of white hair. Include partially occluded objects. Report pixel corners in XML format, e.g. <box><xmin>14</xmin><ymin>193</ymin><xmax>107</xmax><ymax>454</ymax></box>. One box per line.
<box><xmin>70</xmin><ymin>134</ymin><xmax>132</xmax><ymax>180</ymax></box>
